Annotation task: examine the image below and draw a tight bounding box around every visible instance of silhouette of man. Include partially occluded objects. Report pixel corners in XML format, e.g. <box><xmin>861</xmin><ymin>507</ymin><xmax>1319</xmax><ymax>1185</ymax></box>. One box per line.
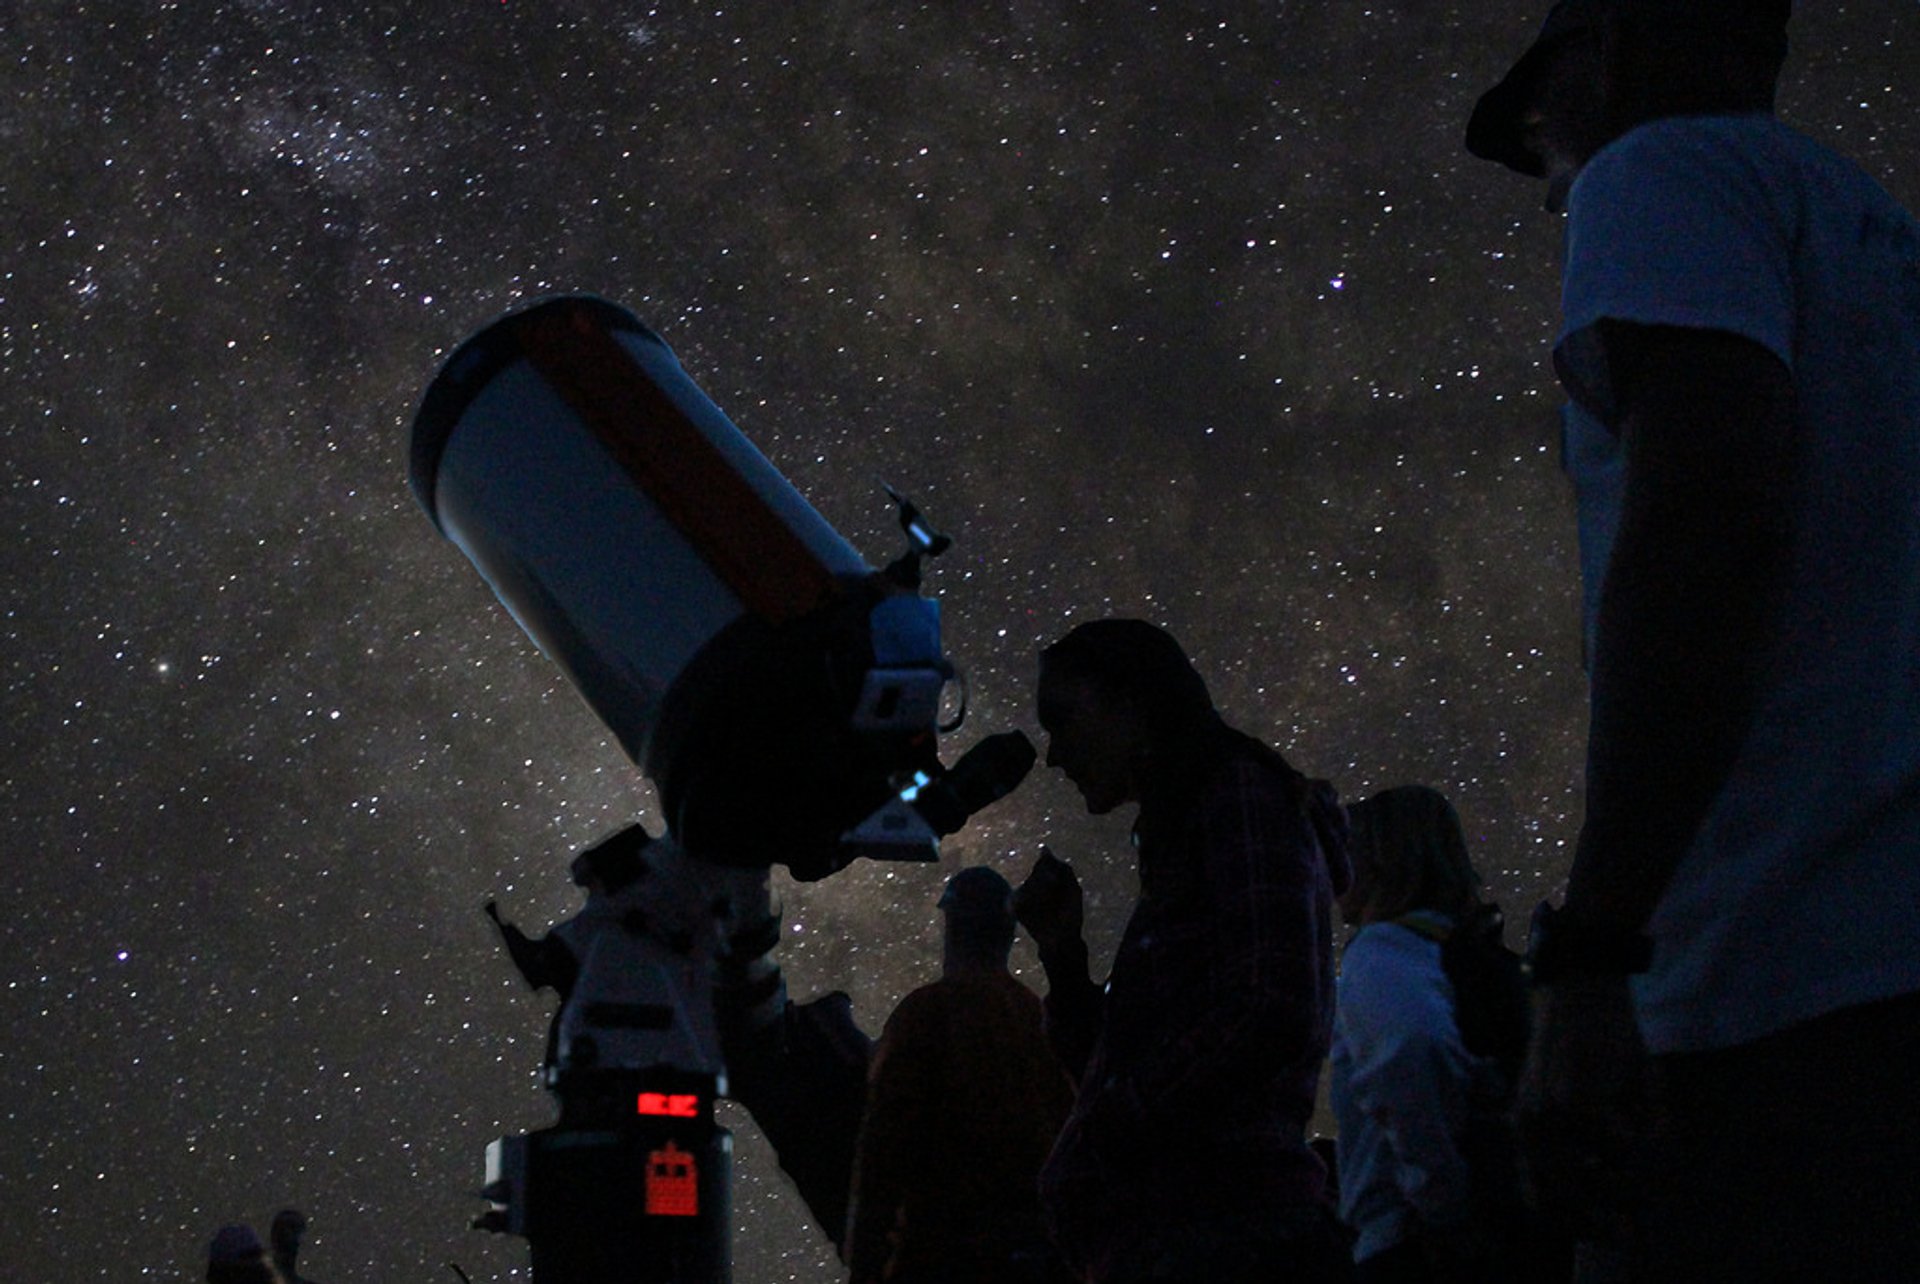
<box><xmin>269</xmin><ymin>1209</ymin><xmax>319</xmax><ymax>1284</ymax></box>
<box><xmin>484</xmin><ymin>824</ymin><xmax>653</xmax><ymax>1068</ymax></box>
<box><xmin>1017</xmin><ymin>619</ymin><xmax>1353</xmax><ymax>1284</ymax></box>
<box><xmin>1467</xmin><ymin>2</ymin><xmax>1920</xmax><ymax>1279</ymax></box>
<box><xmin>206</xmin><ymin>1224</ymin><xmax>279</xmax><ymax>1284</ymax></box>
<box><xmin>845</xmin><ymin>866</ymin><xmax>1074</xmax><ymax>1284</ymax></box>
<box><xmin>486</xmin><ymin>825</ymin><xmax>656</xmax><ymax>999</ymax></box>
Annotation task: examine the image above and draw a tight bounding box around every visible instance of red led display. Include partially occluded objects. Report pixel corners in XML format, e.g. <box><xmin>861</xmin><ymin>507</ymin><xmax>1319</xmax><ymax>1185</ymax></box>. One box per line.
<box><xmin>636</xmin><ymin>1091</ymin><xmax>702</xmax><ymax>1119</ymax></box>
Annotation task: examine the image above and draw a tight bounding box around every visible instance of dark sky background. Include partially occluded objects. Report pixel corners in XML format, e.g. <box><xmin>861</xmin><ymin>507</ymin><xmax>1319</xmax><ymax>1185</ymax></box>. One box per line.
<box><xmin>4</xmin><ymin>4</ymin><xmax>1912</xmax><ymax>1281</ymax></box>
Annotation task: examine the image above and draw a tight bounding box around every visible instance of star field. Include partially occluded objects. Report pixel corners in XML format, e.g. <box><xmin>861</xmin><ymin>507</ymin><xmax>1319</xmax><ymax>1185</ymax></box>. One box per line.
<box><xmin>3</xmin><ymin>5</ymin><xmax>1913</xmax><ymax>1282</ymax></box>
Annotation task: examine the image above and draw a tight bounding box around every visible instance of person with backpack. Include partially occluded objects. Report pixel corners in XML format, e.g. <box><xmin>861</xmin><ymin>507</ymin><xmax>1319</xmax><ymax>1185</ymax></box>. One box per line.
<box><xmin>1330</xmin><ymin>786</ymin><xmax>1562</xmax><ymax>1284</ymax></box>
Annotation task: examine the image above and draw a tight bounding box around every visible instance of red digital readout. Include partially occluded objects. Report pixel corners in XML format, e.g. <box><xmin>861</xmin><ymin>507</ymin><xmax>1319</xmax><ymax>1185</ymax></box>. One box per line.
<box><xmin>636</xmin><ymin>1091</ymin><xmax>702</xmax><ymax>1119</ymax></box>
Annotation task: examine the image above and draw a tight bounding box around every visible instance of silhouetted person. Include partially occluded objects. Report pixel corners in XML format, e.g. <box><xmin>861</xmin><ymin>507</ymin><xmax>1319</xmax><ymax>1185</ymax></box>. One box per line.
<box><xmin>845</xmin><ymin>867</ymin><xmax>1076</xmax><ymax>1284</ymax></box>
<box><xmin>1332</xmin><ymin>787</ymin><xmax>1558</xmax><ymax>1284</ymax></box>
<box><xmin>206</xmin><ymin>1224</ymin><xmax>281</xmax><ymax>1284</ymax></box>
<box><xmin>485</xmin><ymin>823</ymin><xmax>653</xmax><ymax>1068</ymax></box>
<box><xmin>1016</xmin><ymin>618</ymin><xmax>1354</xmax><ymax>1284</ymax></box>
<box><xmin>269</xmin><ymin>1209</ymin><xmax>319</xmax><ymax>1284</ymax></box>
<box><xmin>1468</xmin><ymin>2</ymin><xmax>1920</xmax><ymax>1279</ymax></box>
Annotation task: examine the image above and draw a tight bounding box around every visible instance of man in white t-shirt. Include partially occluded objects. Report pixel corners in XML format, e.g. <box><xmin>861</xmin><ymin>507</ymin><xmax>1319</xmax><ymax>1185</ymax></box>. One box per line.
<box><xmin>1467</xmin><ymin>2</ymin><xmax>1920</xmax><ymax>1279</ymax></box>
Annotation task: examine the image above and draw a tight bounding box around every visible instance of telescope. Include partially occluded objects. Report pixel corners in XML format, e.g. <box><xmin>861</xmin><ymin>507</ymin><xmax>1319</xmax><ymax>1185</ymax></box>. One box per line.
<box><xmin>409</xmin><ymin>296</ymin><xmax>1032</xmax><ymax>1282</ymax></box>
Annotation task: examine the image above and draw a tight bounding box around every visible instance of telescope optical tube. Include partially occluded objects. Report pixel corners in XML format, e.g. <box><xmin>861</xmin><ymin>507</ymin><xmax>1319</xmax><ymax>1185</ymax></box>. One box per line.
<box><xmin>410</xmin><ymin>296</ymin><xmax>951</xmax><ymax>876</ymax></box>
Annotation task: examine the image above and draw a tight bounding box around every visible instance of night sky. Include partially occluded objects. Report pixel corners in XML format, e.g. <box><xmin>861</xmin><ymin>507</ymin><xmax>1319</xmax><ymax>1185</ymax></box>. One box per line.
<box><xmin>4</xmin><ymin>4</ymin><xmax>1913</xmax><ymax>1281</ymax></box>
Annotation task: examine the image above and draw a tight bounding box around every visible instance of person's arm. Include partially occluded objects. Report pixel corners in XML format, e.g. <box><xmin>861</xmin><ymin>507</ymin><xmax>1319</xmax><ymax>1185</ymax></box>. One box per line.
<box><xmin>1564</xmin><ymin>321</ymin><xmax>1796</xmax><ymax>938</ymax></box>
<box><xmin>484</xmin><ymin>901</ymin><xmax>577</xmax><ymax>995</ymax></box>
<box><xmin>1014</xmin><ymin>847</ymin><xmax>1103</xmax><ymax>1081</ymax></box>
<box><xmin>1519</xmin><ymin>322</ymin><xmax>1795</xmax><ymax>1234</ymax></box>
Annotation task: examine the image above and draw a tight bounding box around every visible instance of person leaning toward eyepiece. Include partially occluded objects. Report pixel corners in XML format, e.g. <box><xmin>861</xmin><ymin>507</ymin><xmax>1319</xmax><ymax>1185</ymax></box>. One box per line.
<box><xmin>1016</xmin><ymin>618</ymin><xmax>1355</xmax><ymax>1284</ymax></box>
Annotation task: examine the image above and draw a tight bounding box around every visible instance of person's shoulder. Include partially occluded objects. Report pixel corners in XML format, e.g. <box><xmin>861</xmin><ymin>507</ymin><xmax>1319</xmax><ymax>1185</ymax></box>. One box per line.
<box><xmin>1185</xmin><ymin>750</ymin><xmax>1321</xmax><ymax>860</ymax></box>
<box><xmin>881</xmin><ymin>978</ymin><xmax>954</xmax><ymax>1034</ymax></box>
<box><xmin>1581</xmin><ymin>114</ymin><xmax>1841</xmax><ymax>201</ymax></box>
<box><xmin>975</xmin><ymin>963</ymin><xmax>1043</xmax><ymax>995</ymax></box>
<box><xmin>1344</xmin><ymin>920</ymin><xmax>1441</xmax><ymax>973</ymax></box>
<box><xmin>1601</xmin><ymin>112</ymin><xmax>1778</xmax><ymax>159</ymax></box>
<box><xmin>959</xmin><ymin>969</ymin><xmax>1049</xmax><ymax>1030</ymax></box>
<box><xmin>1575</xmin><ymin>114</ymin><xmax>1732</xmax><ymax>187</ymax></box>
<box><xmin>1202</xmin><ymin>737</ymin><xmax>1302</xmax><ymax>804</ymax></box>
<box><xmin>926</xmin><ymin>967</ymin><xmax>1031</xmax><ymax>999</ymax></box>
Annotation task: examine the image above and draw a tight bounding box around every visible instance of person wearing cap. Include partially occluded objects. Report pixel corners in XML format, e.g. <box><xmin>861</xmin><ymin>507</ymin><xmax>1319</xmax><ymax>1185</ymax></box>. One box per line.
<box><xmin>1466</xmin><ymin>4</ymin><xmax>1920</xmax><ymax>1279</ymax></box>
<box><xmin>268</xmin><ymin>1209</ymin><xmax>320</xmax><ymax>1284</ymax></box>
<box><xmin>206</xmin><ymin>1224</ymin><xmax>281</xmax><ymax>1284</ymax></box>
<box><xmin>1016</xmin><ymin>619</ymin><xmax>1354</xmax><ymax>1283</ymax></box>
<box><xmin>844</xmin><ymin>866</ymin><xmax>1075</xmax><ymax>1284</ymax></box>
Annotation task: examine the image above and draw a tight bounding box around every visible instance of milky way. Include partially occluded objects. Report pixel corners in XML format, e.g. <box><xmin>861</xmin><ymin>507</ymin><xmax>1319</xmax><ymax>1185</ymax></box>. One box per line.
<box><xmin>4</xmin><ymin>5</ymin><xmax>1912</xmax><ymax>1281</ymax></box>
